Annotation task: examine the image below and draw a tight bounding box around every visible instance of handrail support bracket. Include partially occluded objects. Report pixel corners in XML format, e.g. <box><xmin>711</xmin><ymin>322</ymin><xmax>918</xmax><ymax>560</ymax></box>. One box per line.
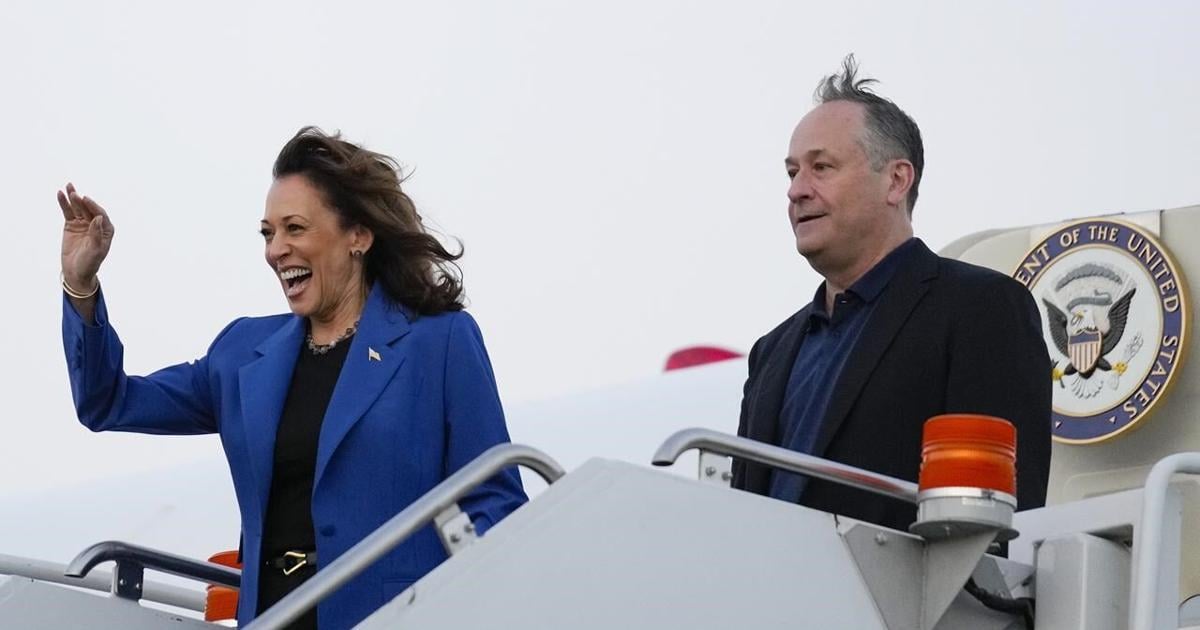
<box><xmin>113</xmin><ymin>560</ymin><xmax>144</xmax><ymax>601</ymax></box>
<box><xmin>698</xmin><ymin>450</ymin><xmax>733</xmax><ymax>487</ymax></box>
<box><xmin>434</xmin><ymin>503</ymin><xmax>478</xmax><ymax>556</ymax></box>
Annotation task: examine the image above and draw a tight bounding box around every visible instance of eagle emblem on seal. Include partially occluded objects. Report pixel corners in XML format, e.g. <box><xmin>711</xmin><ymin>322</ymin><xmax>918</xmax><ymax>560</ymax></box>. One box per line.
<box><xmin>1041</xmin><ymin>263</ymin><xmax>1136</xmax><ymax>381</ymax></box>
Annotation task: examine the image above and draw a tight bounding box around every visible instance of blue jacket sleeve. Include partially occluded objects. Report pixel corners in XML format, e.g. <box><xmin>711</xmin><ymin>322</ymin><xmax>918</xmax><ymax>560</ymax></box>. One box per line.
<box><xmin>61</xmin><ymin>291</ymin><xmax>230</xmax><ymax>435</ymax></box>
<box><xmin>441</xmin><ymin>312</ymin><xmax>528</xmax><ymax>533</ymax></box>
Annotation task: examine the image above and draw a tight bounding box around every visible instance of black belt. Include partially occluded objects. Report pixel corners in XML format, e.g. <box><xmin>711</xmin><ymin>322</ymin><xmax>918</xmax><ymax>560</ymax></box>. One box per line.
<box><xmin>265</xmin><ymin>550</ymin><xmax>318</xmax><ymax>576</ymax></box>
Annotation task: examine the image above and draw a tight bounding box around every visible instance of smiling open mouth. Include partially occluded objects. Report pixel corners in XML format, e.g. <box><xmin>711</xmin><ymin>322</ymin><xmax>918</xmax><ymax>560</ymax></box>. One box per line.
<box><xmin>280</xmin><ymin>267</ymin><xmax>312</xmax><ymax>297</ymax></box>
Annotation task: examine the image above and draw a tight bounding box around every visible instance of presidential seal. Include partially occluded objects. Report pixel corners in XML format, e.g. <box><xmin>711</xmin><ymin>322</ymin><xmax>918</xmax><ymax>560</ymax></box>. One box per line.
<box><xmin>1013</xmin><ymin>219</ymin><xmax>1188</xmax><ymax>443</ymax></box>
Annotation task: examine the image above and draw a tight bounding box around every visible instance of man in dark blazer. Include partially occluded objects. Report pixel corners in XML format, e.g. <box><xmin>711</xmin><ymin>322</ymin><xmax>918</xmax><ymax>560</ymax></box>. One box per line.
<box><xmin>733</xmin><ymin>56</ymin><xmax>1051</xmax><ymax>533</ymax></box>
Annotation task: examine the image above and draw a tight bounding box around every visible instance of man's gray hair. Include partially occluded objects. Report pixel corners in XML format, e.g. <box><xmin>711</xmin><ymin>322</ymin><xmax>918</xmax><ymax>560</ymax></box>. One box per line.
<box><xmin>815</xmin><ymin>54</ymin><xmax>924</xmax><ymax>213</ymax></box>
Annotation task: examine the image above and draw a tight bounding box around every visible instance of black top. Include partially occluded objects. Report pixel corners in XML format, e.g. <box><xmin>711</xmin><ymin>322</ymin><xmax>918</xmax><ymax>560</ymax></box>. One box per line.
<box><xmin>257</xmin><ymin>335</ymin><xmax>353</xmax><ymax>624</ymax></box>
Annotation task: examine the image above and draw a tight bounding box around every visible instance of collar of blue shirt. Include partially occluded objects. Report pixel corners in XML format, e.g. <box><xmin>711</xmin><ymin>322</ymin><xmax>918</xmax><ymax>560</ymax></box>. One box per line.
<box><xmin>809</xmin><ymin>237</ymin><xmax>921</xmax><ymax>323</ymax></box>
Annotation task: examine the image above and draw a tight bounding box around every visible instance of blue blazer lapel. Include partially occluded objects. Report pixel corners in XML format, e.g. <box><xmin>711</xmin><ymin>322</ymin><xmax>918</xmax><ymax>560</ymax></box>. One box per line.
<box><xmin>813</xmin><ymin>241</ymin><xmax>939</xmax><ymax>457</ymax></box>
<box><xmin>314</xmin><ymin>285</ymin><xmax>411</xmax><ymax>487</ymax></box>
<box><xmin>238</xmin><ymin>316</ymin><xmax>304</xmax><ymax>519</ymax></box>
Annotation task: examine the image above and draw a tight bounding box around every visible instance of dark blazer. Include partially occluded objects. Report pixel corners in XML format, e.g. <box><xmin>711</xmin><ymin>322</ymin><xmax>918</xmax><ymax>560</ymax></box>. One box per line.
<box><xmin>62</xmin><ymin>283</ymin><xmax>527</xmax><ymax>629</ymax></box>
<box><xmin>733</xmin><ymin>240</ymin><xmax>1051</xmax><ymax>532</ymax></box>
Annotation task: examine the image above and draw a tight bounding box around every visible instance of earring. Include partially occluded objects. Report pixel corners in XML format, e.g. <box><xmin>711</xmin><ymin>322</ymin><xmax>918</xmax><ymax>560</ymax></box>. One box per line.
<box><xmin>351</xmin><ymin>250</ymin><xmax>363</xmax><ymax>258</ymax></box>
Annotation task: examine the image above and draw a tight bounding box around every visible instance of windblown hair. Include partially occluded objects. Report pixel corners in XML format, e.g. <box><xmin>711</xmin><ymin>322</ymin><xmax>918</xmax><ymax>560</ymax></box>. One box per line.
<box><xmin>815</xmin><ymin>54</ymin><xmax>924</xmax><ymax>212</ymax></box>
<box><xmin>273</xmin><ymin>126</ymin><xmax>464</xmax><ymax>315</ymax></box>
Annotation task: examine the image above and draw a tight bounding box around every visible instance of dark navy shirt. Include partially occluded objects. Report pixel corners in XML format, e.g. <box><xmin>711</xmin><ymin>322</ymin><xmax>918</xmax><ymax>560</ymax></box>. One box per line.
<box><xmin>768</xmin><ymin>239</ymin><xmax>919</xmax><ymax>502</ymax></box>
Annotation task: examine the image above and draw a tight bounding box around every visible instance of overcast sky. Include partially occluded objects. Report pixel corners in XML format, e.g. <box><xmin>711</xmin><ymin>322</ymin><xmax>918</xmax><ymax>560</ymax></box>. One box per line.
<box><xmin>2</xmin><ymin>1</ymin><xmax>1199</xmax><ymax>497</ymax></box>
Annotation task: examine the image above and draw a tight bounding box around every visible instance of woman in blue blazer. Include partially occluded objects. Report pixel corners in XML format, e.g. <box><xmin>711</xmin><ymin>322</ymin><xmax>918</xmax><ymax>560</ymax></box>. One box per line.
<box><xmin>58</xmin><ymin>127</ymin><xmax>527</xmax><ymax>629</ymax></box>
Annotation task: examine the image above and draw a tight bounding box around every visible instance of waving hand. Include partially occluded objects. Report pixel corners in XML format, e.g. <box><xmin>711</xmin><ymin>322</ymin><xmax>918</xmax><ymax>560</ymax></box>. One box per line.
<box><xmin>58</xmin><ymin>182</ymin><xmax>115</xmax><ymax>294</ymax></box>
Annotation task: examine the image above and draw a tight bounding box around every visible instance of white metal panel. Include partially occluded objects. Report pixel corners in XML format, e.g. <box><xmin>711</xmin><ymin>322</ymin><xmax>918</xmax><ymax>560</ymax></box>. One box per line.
<box><xmin>0</xmin><ymin>576</ymin><xmax>216</xmax><ymax>629</ymax></box>
<box><xmin>1034</xmin><ymin>533</ymin><xmax>1130</xmax><ymax>630</ymax></box>
<box><xmin>359</xmin><ymin>459</ymin><xmax>886</xmax><ymax>629</ymax></box>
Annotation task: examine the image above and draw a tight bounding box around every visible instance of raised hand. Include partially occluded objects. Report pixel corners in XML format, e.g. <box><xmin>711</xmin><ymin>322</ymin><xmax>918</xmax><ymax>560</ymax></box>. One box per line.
<box><xmin>58</xmin><ymin>182</ymin><xmax>115</xmax><ymax>294</ymax></box>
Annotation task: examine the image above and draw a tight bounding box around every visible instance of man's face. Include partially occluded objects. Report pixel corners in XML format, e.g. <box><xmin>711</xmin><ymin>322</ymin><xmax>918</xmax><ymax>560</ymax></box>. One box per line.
<box><xmin>784</xmin><ymin>101</ymin><xmax>896</xmax><ymax>274</ymax></box>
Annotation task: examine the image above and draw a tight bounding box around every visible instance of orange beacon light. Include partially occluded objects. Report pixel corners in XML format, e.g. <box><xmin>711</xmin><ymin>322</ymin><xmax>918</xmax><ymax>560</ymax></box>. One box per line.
<box><xmin>910</xmin><ymin>414</ymin><xmax>1019</xmax><ymax>541</ymax></box>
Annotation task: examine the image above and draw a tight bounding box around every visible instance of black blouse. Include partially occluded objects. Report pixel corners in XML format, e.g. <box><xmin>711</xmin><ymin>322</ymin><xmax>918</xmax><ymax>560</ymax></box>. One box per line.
<box><xmin>256</xmin><ymin>335</ymin><xmax>353</xmax><ymax>626</ymax></box>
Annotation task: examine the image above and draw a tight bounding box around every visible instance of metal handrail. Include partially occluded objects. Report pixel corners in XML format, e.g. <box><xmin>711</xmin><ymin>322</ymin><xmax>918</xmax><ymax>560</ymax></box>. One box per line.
<box><xmin>0</xmin><ymin>553</ymin><xmax>206</xmax><ymax>611</ymax></box>
<box><xmin>245</xmin><ymin>442</ymin><xmax>565</xmax><ymax>630</ymax></box>
<box><xmin>65</xmin><ymin>540</ymin><xmax>241</xmax><ymax>588</ymax></box>
<box><xmin>1129</xmin><ymin>453</ymin><xmax>1200</xmax><ymax>630</ymax></box>
<box><xmin>652</xmin><ymin>427</ymin><xmax>920</xmax><ymax>504</ymax></box>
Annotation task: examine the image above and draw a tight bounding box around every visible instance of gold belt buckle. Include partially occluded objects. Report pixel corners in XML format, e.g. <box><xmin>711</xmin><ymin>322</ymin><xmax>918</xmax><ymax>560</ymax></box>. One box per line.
<box><xmin>282</xmin><ymin>550</ymin><xmax>308</xmax><ymax>576</ymax></box>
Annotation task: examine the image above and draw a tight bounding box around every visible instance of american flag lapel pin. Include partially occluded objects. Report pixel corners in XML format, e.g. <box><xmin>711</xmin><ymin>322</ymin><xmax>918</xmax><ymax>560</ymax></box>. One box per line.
<box><xmin>368</xmin><ymin>347</ymin><xmax>382</xmax><ymax>362</ymax></box>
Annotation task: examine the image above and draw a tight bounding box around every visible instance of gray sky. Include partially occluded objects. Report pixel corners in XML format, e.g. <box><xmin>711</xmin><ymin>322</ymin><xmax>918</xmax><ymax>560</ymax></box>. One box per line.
<box><xmin>2</xmin><ymin>1</ymin><xmax>1199</xmax><ymax>495</ymax></box>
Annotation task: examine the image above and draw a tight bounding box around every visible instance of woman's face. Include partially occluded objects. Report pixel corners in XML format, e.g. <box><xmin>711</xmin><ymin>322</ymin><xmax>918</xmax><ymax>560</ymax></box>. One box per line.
<box><xmin>261</xmin><ymin>174</ymin><xmax>372</xmax><ymax>322</ymax></box>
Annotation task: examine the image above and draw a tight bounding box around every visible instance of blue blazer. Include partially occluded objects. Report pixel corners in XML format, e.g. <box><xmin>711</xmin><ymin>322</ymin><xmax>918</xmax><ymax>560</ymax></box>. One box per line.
<box><xmin>62</xmin><ymin>284</ymin><xmax>527</xmax><ymax>628</ymax></box>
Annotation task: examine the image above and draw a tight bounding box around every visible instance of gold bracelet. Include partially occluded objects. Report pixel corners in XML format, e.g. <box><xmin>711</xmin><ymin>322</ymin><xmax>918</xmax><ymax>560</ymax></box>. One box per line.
<box><xmin>61</xmin><ymin>272</ymin><xmax>100</xmax><ymax>300</ymax></box>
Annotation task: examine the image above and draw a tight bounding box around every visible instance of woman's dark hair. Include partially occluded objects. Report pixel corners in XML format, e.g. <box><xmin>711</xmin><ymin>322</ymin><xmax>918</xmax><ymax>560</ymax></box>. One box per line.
<box><xmin>273</xmin><ymin>127</ymin><xmax>464</xmax><ymax>315</ymax></box>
